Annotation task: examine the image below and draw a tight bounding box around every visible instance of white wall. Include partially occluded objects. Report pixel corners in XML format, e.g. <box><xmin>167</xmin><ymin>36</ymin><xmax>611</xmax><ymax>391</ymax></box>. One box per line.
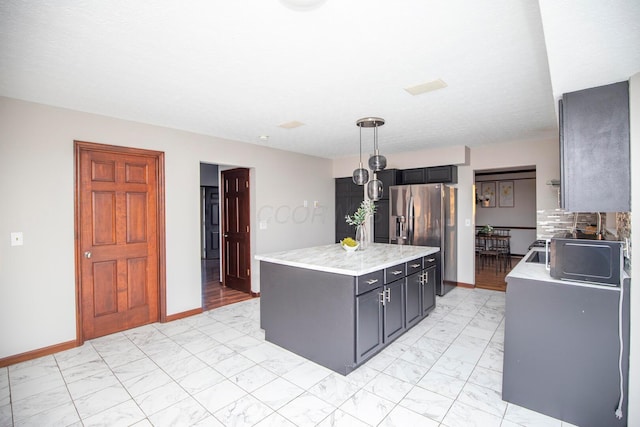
<box><xmin>333</xmin><ymin>139</ymin><xmax>559</xmax><ymax>286</ymax></box>
<box><xmin>0</xmin><ymin>97</ymin><xmax>334</xmax><ymax>359</ymax></box>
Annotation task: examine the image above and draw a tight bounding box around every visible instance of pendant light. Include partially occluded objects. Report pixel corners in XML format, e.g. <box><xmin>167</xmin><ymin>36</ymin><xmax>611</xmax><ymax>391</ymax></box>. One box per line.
<box><xmin>355</xmin><ymin>117</ymin><xmax>386</xmax><ymax>201</ymax></box>
<box><xmin>368</xmin><ymin>172</ymin><xmax>383</xmax><ymax>200</ymax></box>
<box><xmin>352</xmin><ymin>122</ymin><xmax>369</xmax><ymax>185</ymax></box>
<box><xmin>368</xmin><ymin>122</ymin><xmax>387</xmax><ymax>172</ymax></box>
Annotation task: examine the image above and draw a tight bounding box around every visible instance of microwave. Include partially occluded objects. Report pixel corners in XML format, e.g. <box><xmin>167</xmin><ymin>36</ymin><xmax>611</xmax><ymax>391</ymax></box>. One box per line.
<box><xmin>549</xmin><ymin>236</ymin><xmax>623</xmax><ymax>286</ymax></box>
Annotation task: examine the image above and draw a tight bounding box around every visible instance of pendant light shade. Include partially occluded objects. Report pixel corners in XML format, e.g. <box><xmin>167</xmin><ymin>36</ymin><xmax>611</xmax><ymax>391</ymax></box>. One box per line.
<box><xmin>367</xmin><ymin>123</ymin><xmax>387</xmax><ymax>172</ymax></box>
<box><xmin>352</xmin><ymin>124</ymin><xmax>369</xmax><ymax>185</ymax></box>
<box><xmin>368</xmin><ymin>153</ymin><xmax>387</xmax><ymax>172</ymax></box>
<box><xmin>353</xmin><ymin>167</ymin><xmax>369</xmax><ymax>185</ymax></box>
<box><xmin>367</xmin><ymin>173</ymin><xmax>383</xmax><ymax>201</ymax></box>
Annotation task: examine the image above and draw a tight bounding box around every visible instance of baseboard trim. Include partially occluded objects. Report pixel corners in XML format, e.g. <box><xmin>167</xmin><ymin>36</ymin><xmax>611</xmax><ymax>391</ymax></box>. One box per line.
<box><xmin>164</xmin><ymin>307</ymin><xmax>202</xmax><ymax>322</ymax></box>
<box><xmin>0</xmin><ymin>339</ymin><xmax>78</xmax><ymax>368</ymax></box>
<box><xmin>456</xmin><ymin>282</ymin><xmax>475</xmax><ymax>289</ymax></box>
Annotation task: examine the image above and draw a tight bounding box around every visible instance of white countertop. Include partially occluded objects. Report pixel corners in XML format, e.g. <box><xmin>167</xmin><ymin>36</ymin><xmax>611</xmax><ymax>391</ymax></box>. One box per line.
<box><xmin>255</xmin><ymin>243</ymin><xmax>440</xmax><ymax>276</ymax></box>
<box><xmin>507</xmin><ymin>248</ymin><xmax>625</xmax><ymax>291</ymax></box>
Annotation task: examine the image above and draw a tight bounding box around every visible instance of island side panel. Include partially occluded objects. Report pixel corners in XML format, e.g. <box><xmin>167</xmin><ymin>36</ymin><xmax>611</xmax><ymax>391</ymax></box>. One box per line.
<box><xmin>260</xmin><ymin>261</ymin><xmax>357</xmax><ymax>375</ymax></box>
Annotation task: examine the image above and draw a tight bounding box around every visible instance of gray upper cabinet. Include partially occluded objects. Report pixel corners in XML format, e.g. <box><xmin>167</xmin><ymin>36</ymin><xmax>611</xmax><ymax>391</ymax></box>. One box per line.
<box><xmin>560</xmin><ymin>81</ymin><xmax>630</xmax><ymax>212</ymax></box>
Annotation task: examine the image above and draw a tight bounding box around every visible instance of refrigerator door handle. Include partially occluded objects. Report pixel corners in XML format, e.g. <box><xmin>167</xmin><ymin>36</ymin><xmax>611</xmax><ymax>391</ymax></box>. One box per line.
<box><xmin>407</xmin><ymin>195</ymin><xmax>414</xmax><ymax>245</ymax></box>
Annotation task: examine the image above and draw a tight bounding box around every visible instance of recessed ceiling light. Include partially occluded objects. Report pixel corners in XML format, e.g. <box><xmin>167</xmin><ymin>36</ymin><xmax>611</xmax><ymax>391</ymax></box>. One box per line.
<box><xmin>259</xmin><ymin>135</ymin><xmax>269</xmax><ymax>141</ymax></box>
<box><xmin>278</xmin><ymin>121</ymin><xmax>305</xmax><ymax>129</ymax></box>
<box><xmin>404</xmin><ymin>79</ymin><xmax>448</xmax><ymax>96</ymax></box>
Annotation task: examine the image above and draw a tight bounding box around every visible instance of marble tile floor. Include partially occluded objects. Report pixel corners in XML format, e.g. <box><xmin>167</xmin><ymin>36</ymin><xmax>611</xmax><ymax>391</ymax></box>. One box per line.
<box><xmin>0</xmin><ymin>287</ymin><xmax>577</xmax><ymax>427</ymax></box>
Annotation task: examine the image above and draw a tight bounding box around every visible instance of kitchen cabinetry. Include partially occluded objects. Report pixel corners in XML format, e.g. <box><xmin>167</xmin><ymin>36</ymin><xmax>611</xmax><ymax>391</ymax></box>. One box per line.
<box><xmin>335</xmin><ymin>177</ymin><xmax>364</xmax><ymax>242</ymax></box>
<box><xmin>560</xmin><ymin>81</ymin><xmax>630</xmax><ymax>212</ymax></box>
<box><xmin>405</xmin><ymin>256</ymin><xmax>437</xmax><ymax>329</ymax></box>
<box><xmin>259</xmin><ymin>244</ymin><xmax>440</xmax><ymax>375</ymax></box>
<box><xmin>373</xmin><ymin>169</ymin><xmax>401</xmax><ymax>243</ymax></box>
<box><xmin>356</xmin><ymin>263</ymin><xmax>406</xmax><ymax>363</ymax></box>
<box><xmin>400</xmin><ymin>165</ymin><xmax>457</xmax><ymax>185</ymax></box>
<box><xmin>503</xmin><ymin>270</ymin><xmax>629</xmax><ymax>427</ymax></box>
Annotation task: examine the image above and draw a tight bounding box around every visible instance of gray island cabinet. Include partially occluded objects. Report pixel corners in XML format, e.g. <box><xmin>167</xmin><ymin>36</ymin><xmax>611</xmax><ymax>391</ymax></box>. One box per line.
<box><xmin>256</xmin><ymin>243</ymin><xmax>439</xmax><ymax>375</ymax></box>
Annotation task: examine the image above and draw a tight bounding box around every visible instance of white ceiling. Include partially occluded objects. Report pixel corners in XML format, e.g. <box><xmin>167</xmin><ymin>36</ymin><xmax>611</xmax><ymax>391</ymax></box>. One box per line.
<box><xmin>1</xmin><ymin>1</ymin><xmax>638</xmax><ymax>159</ymax></box>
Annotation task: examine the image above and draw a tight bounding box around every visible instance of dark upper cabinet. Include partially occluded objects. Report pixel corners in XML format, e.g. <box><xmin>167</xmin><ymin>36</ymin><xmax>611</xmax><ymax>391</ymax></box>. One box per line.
<box><xmin>335</xmin><ymin>177</ymin><xmax>364</xmax><ymax>242</ymax></box>
<box><xmin>560</xmin><ymin>81</ymin><xmax>630</xmax><ymax>212</ymax></box>
<box><xmin>426</xmin><ymin>165</ymin><xmax>457</xmax><ymax>184</ymax></box>
<box><xmin>400</xmin><ymin>165</ymin><xmax>457</xmax><ymax>185</ymax></box>
<box><xmin>401</xmin><ymin>167</ymin><xmax>425</xmax><ymax>184</ymax></box>
<box><xmin>373</xmin><ymin>169</ymin><xmax>400</xmax><ymax>243</ymax></box>
<box><xmin>376</xmin><ymin>169</ymin><xmax>402</xmax><ymax>199</ymax></box>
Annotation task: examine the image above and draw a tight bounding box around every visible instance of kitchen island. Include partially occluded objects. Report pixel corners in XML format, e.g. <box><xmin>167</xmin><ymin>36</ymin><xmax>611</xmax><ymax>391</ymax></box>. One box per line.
<box><xmin>256</xmin><ymin>243</ymin><xmax>440</xmax><ymax>375</ymax></box>
<box><xmin>503</xmin><ymin>248</ymin><xmax>630</xmax><ymax>427</ymax></box>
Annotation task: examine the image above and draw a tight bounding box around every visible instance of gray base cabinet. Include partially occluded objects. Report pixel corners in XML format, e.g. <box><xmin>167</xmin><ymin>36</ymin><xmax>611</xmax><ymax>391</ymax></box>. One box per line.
<box><xmin>355</xmin><ymin>288</ymin><xmax>384</xmax><ymax>362</ymax></box>
<box><xmin>503</xmin><ymin>276</ymin><xmax>630</xmax><ymax>427</ymax></box>
<box><xmin>261</xmin><ymin>255</ymin><xmax>437</xmax><ymax>375</ymax></box>
<box><xmin>383</xmin><ymin>279</ymin><xmax>405</xmax><ymax>342</ymax></box>
<box><xmin>421</xmin><ymin>263</ymin><xmax>437</xmax><ymax>316</ymax></box>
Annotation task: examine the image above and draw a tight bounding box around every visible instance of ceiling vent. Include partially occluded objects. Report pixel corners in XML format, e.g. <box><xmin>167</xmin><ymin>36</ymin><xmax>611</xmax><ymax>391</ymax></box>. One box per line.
<box><xmin>404</xmin><ymin>79</ymin><xmax>447</xmax><ymax>96</ymax></box>
<box><xmin>278</xmin><ymin>121</ymin><xmax>305</xmax><ymax>129</ymax></box>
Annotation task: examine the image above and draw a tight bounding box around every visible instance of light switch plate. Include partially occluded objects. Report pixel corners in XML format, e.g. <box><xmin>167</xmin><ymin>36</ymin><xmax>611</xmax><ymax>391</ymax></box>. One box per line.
<box><xmin>11</xmin><ymin>232</ymin><xmax>23</xmax><ymax>246</ymax></box>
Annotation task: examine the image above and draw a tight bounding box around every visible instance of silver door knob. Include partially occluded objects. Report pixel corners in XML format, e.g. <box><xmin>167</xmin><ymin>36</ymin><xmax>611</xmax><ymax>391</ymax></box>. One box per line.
<box><xmin>84</xmin><ymin>251</ymin><xmax>92</xmax><ymax>259</ymax></box>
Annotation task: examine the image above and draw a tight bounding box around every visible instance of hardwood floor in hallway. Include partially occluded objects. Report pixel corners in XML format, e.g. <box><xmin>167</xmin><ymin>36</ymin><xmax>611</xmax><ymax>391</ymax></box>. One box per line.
<box><xmin>474</xmin><ymin>255</ymin><xmax>522</xmax><ymax>292</ymax></box>
<box><xmin>201</xmin><ymin>259</ymin><xmax>254</xmax><ymax>311</ymax></box>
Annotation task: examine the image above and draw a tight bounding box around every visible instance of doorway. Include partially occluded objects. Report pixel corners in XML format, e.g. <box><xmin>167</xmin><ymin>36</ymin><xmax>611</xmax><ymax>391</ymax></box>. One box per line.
<box><xmin>200</xmin><ymin>163</ymin><xmax>253</xmax><ymax>311</ymax></box>
<box><xmin>474</xmin><ymin>167</ymin><xmax>537</xmax><ymax>291</ymax></box>
<box><xmin>75</xmin><ymin>141</ymin><xmax>166</xmax><ymax>342</ymax></box>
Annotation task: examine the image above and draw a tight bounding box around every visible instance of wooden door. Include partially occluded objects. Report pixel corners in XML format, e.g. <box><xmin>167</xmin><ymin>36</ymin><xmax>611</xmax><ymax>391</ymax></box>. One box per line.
<box><xmin>202</xmin><ymin>186</ymin><xmax>220</xmax><ymax>260</ymax></box>
<box><xmin>76</xmin><ymin>141</ymin><xmax>165</xmax><ymax>341</ymax></box>
<box><xmin>221</xmin><ymin>168</ymin><xmax>251</xmax><ymax>293</ymax></box>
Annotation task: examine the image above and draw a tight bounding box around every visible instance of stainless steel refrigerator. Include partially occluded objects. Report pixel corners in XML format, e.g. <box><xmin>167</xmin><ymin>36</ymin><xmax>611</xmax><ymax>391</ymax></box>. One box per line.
<box><xmin>389</xmin><ymin>183</ymin><xmax>457</xmax><ymax>296</ymax></box>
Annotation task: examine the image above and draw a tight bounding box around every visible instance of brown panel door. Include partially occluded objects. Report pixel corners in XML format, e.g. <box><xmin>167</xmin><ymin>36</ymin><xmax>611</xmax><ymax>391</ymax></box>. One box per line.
<box><xmin>221</xmin><ymin>168</ymin><xmax>251</xmax><ymax>293</ymax></box>
<box><xmin>77</xmin><ymin>142</ymin><xmax>162</xmax><ymax>340</ymax></box>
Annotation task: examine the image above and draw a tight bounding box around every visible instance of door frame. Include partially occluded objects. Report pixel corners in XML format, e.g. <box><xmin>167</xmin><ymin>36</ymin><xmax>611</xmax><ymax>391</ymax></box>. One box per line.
<box><xmin>74</xmin><ymin>140</ymin><xmax>167</xmax><ymax>345</ymax></box>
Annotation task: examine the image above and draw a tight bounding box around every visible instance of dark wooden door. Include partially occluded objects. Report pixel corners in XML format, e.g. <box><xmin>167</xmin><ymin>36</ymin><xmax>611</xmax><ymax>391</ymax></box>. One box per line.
<box><xmin>202</xmin><ymin>186</ymin><xmax>220</xmax><ymax>260</ymax></box>
<box><xmin>221</xmin><ymin>168</ymin><xmax>251</xmax><ymax>293</ymax></box>
<box><xmin>76</xmin><ymin>142</ymin><xmax>163</xmax><ymax>340</ymax></box>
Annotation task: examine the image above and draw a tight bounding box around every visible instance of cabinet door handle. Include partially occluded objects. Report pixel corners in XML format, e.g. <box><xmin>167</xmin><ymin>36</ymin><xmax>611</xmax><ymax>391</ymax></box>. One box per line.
<box><xmin>410</xmin><ymin>263</ymin><xmax>421</xmax><ymax>268</ymax></box>
<box><xmin>385</xmin><ymin>288</ymin><xmax>391</xmax><ymax>302</ymax></box>
<box><xmin>378</xmin><ymin>291</ymin><xmax>386</xmax><ymax>306</ymax></box>
<box><xmin>366</xmin><ymin>279</ymin><xmax>379</xmax><ymax>285</ymax></box>
<box><xmin>391</xmin><ymin>270</ymin><xmax>403</xmax><ymax>276</ymax></box>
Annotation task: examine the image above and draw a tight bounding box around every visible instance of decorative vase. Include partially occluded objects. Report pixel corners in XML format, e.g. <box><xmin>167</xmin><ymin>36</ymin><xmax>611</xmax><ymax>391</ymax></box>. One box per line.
<box><xmin>355</xmin><ymin>224</ymin><xmax>367</xmax><ymax>250</ymax></box>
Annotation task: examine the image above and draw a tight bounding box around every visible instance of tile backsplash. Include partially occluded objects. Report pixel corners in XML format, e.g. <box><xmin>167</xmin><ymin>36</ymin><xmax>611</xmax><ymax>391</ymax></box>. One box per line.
<box><xmin>536</xmin><ymin>210</ymin><xmax>605</xmax><ymax>240</ymax></box>
<box><xmin>537</xmin><ymin>210</ymin><xmax>632</xmax><ymax>264</ymax></box>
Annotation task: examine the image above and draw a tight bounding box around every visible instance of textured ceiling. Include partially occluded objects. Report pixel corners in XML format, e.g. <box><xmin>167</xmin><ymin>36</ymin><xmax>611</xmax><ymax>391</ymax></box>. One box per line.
<box><xmin>1</xmin><ymin>1</ymin><xmax>638</xmax><ymax>159</ymax></box>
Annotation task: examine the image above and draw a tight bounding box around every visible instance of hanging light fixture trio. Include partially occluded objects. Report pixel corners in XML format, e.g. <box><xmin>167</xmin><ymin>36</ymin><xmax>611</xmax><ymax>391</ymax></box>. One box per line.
<box><xmin>352</xmin><ymin>117</ymin><xmax>387</xmax><ymax>201</ymax></box>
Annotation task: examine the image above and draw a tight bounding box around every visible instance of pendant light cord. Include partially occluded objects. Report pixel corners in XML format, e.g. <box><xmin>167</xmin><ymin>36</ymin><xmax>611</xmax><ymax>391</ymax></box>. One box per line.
<box><xmin>359</xmin><ymin>126</ymin><xmax>363</xmax><ymax>166</ymax></box>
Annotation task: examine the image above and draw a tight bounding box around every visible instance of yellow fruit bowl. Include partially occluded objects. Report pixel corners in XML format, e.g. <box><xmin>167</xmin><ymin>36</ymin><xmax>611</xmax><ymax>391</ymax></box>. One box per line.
<box><xmin>340</xmin><ymin>238</ymin><xmax>359</xmax><ymax>252</ymax></box>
